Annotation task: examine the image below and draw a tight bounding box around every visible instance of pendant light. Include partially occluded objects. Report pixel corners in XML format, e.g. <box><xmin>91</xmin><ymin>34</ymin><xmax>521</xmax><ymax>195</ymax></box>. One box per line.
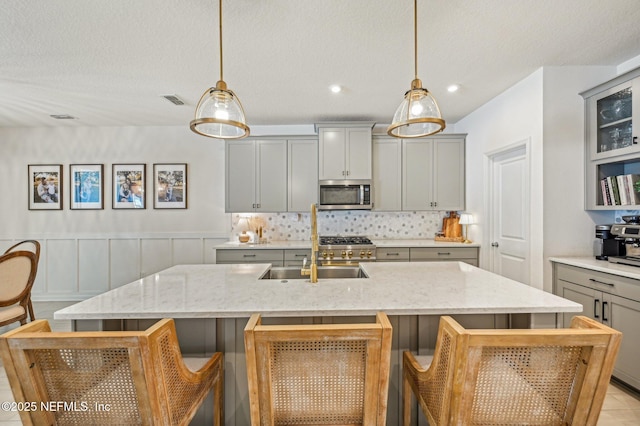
<box><xmin>190</xmin><ymin>0</ymin><xmax>250</xmax><ymax>139</ymax></box>
<box><xmin>387</xmin><ymin>0</ymin><xmax>445</xmax><ymax>138</ymax></box>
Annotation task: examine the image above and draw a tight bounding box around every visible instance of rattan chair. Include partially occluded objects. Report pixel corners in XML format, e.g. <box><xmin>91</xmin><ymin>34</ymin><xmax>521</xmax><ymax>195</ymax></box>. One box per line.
<box><xmin>0</xmin><ymin>240</ymin><xmax>40</xmax><ymax>327</ymax></box>
<box><xmin>402</xmin><ymin>315</ymin><xmax>622</xmax><ymax>426</ymax></box>
<box><xmin>244</xmin><ymin>312</ymin><xmax>393</xmax><ymax>425</ymax></box>
<box><xmin>0</xmin><ymin>318</ymin><xmax>224</xmax><ymax>426</ymax></box>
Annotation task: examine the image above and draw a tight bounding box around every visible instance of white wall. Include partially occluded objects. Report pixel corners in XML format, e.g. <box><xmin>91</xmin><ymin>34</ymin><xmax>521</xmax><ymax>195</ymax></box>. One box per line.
<box><xmin>0</xmin><ymin>125</ymin><xmax>229</xmax><ymax>236</ymax></box>
<box><xmin>454</xmin><ymin>69</ymin><xmax>545</xmax><ymax>288</ymax></box>
<box><xmin>541</xmin><ymin>66</ymin><xmax>616</xmax><ymax>290</ymax></box>
<box><xmin>1</xmin><ymin>125</ymin><xmax>232</xmax><ymax>300</ymax></box>
<box><xmin>454</xmin><ymin>66</ymin><xmax>617</xmax><ymax>293</ymax></box>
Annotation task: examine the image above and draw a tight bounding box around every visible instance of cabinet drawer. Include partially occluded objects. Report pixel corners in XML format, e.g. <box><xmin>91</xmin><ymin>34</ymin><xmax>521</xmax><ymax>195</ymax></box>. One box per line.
<box><xmin>216</xmin><ymin>249</ymin><xmax>283</xmax><ymax>264</ymax></box>
<box><xmin>555</xmin><ymin>263</ymin><xmax>640</xmax><ymax>302</ymax></box>
<box><xmin>284</xmin><ymin>249</ymin><xmax>312</xmax><ymax>261</ymax></box>
<box><xmin>410</xmin><ymin>247</ymin><xmax>478</xmax><ymax>261</ymax></box>
<box><xmin>377</xmin><ymin>247</ymin><xmax>410</xmax><ymax>261</ymax></box>
<box><xmin>284</xmin><ymin>249</ymin><xmax>312</xmax><ymax>266</ymax></box>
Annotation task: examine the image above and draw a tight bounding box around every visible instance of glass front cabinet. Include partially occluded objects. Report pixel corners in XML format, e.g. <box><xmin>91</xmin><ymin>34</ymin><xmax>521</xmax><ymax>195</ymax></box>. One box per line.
<box><xmin>587</xmin><ymin>78</ymin><xmax>639</xmax><ymax>160</ymax></box>
<box><xmin>584</xmin><ymin>69</ymin><xmax>640</xmax><ymax>210</ymax></box>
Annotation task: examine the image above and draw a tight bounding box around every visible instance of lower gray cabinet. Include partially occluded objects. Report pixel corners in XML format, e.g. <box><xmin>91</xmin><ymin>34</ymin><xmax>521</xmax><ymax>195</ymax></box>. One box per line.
<box><xmin>554</xmin><ymin>263</ymin><xmax>640</xmax><ymax>390</ymax></box>
<box><xmin>376</xmin><ymin>247</ymin><xmax>410</xmax><ymax>261</ymax></box>
<box><xmin>216</xmin><ymin>249</ymin><xmax>284</xmax><ymax>267</ymax></box>
<box><xmin>376</xmin><ymin>247</ymin><xmax>479</xmax><ymax>266</ymax></box>
<box><xmin>410</xmin><ymin>247</ymin><xmax>478</xmax><ymax>266</ymax></box>
<box><xmin>216</xmin><ymin>248</ymin><xmax>312</xmax><ymax>267</ymax></box>
<box><xmin>284</xmin><ymin>249</ymin><xmax>312</xmax><ymax>267</ymax></box>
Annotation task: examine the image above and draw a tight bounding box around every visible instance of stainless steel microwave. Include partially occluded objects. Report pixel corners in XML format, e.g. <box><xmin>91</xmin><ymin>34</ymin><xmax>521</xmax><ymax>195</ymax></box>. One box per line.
<box><xmin>318</xmin><ymin>180</ymin><xmax>372</xmax><ymax>210</ymax></box>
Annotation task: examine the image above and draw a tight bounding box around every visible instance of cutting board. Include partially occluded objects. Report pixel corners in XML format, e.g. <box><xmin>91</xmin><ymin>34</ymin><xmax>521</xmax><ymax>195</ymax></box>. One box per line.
<box><xmin>442</xmin><ymin>211</ymin><xmax>462</xmax><ymax>238</ymax></box>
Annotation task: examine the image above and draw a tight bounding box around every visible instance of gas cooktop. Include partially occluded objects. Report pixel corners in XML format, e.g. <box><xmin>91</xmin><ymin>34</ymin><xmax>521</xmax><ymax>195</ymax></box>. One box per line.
<box><xmin>319</xmin><ymin>236</ymin><xmax>373</xmax><ymax>246</ymax></box>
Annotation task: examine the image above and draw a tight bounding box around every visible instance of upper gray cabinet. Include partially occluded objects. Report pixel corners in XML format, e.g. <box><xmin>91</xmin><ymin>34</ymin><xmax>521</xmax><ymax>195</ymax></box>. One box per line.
<box><xmin>373</xmin><ymin>137</ymin><xmax>402</xmax><ymax>211</ymax></box>
<box><xmin>288</xmin><ymin>138</ymin><xmax>318</xmax><ymax>212</ymax></box>
<box><xmin>317</xmin><ymin>122</ymin><xmax>374</xmax><ymax>180</ymax></box>
<box><xmin>582</xmin><ymin>67</ymin><xmax>640</xmax><ymax>209</ymax></box>
<box><xmin>402</xmin><ymin>136</ymin><xmax>466</xmax><ymax>211</ymax></box>
<box><xmin>226</xmin><ymin>139</ymin><xmax>287</xmax><ymax>212</ymax></box>
<box><xmin>372</xmin><ymin>134</ymin><xmax>466</xmax><ymax>211</ymax></box>
<box><xmin>586</xmin><ymin>77</ymin><xmax>640</xmax><ymax>161</ymax></box>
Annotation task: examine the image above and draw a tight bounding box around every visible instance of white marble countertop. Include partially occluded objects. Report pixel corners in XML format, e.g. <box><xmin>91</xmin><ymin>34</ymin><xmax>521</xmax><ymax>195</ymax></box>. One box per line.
<box><xmin>372</xmin><ymin>239</ymin><xmax>480</xmax><ymax>248</ymax></box>
<box><xmin>55</xmin><ymin>262</ymin><xmax>580</xmax><ymax>320</ymax></box>
<box><xmin>550</xmin><ymin>256</ymin><xmax>640</xmax><ymax>280</ymax></box>
<box><xmin>214</xmin><ymin>239</ymin><xmax>480</xmax><ymax>249</ymax></box>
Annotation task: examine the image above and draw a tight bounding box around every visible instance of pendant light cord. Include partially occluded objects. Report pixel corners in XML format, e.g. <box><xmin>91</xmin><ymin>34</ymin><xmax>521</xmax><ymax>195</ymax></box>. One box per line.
<box><xmin>413</xmin><ymin>0</ymin><xmax>418</xmax><ymax>80</ymax></box>
<box><xmin>219</xmin><ymin>0</ymin><xmax>223</xmax><ymax>81</ymax></box>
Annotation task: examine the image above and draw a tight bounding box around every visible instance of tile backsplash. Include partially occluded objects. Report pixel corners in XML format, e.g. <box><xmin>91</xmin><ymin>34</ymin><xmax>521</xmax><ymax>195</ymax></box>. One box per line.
<box><xmin>231</xmin><ymin>210</ymin><xmax>451</xmax><ymax>242</ymax></box>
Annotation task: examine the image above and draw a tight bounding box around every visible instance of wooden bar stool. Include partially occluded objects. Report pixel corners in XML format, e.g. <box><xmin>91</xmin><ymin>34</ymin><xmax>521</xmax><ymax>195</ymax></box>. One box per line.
<box><xmin>403</xmin><ymin>315</ymin><xmax>622</xmax><ymax>426</ymax></box>
<box><xmin>244</xmin><ymin>312</ymin><xmax>393</xmax><ymax>425</ymax></box>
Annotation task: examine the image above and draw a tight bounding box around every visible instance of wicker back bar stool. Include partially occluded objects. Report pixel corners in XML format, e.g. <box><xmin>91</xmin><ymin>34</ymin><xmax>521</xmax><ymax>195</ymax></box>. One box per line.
<box><xmin>403</xmin><ymin>315</ymin><xmax>622</xmax><ymax>426</ymax></box>
<box><xmin>244</xmin><ymin>312</ymin><xmax>393</xmax><ymax>425</ymax></box>
<box><xmin>0</xmin><ymin>318</ymin><xmax>224</xmax><ymax>425</ymax></box>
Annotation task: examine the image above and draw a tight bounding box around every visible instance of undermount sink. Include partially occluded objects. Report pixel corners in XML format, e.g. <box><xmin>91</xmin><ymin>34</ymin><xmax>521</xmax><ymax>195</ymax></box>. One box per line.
<box><xmin>260</xmin><ymin>266</ymin><xmax>368</xmax><ymax>280</ymax></box>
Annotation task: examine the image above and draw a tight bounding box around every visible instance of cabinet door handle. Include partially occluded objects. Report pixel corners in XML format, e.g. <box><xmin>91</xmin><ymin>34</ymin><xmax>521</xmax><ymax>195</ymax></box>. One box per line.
<box><xmin>491</xmin><ymin>242</ymin><xmax>499</xmax><ymax>247</ymax></box>
<box><xmin>294</xmin><ymin>254</ymin><xmax>307</xmax><ymax>257</ymax></box>
<box><xmin>602</xmin><ymin>301</ymin><xmax>609</xmax><ymax>322</ymax></box>
<box><xmin>257</xmin><ymin>204</ymin><xmax>261</xmax><ymax>209</ymax></box>
<box><xmin>437</xmin><ymin>252</ymin><xmax>451</xmax><ymax>256</ymax></box>
<box><xmin>633</xmin><ymin>136</ymin><xmax>638</xmax><ymax>145</ymax></box>
<box><xmin>243</xmin><ymin>254</ymin><xmax>257</xmax><ymax>258</ymax></box>
<box><xmin>386</xmin><ymin>252</ymin><xmax>400</xmax><ymax>256</ymax></box>
<box><xmin>589</xmin><ymin>278</ymin><xmax>615</xmax><ymax>287</ymax></box>
<box><xmin>594</xmin><ymin>299</ymin><xmax>600</xmax><ymax>319</ymax></box>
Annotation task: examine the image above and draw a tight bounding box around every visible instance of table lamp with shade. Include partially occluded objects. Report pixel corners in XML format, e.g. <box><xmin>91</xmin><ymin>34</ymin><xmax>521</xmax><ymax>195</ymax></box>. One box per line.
<box><xmin>459</xmin><ymin>213</ymin><xmax>474</xmax><ymax>244</ymax></box>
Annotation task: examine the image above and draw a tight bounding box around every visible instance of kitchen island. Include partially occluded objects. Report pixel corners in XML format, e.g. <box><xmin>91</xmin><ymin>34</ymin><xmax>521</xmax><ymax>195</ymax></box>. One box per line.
<box><xmin>55</xmin><ymin>261</ymin><xmax>580</xmax><ymax>426</ymax></box>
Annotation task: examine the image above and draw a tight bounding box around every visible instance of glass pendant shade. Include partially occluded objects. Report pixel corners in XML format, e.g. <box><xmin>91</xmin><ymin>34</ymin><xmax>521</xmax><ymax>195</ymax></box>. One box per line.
<box><xmin>190</xmin><ymin>0</ymin><xmax>250</xmax><ymax>139</ymax></box>
<box><xmin>388</xmin><ymin>79</ymin><xmax>445</xmax><ymax>138</ymax></box>
<box><xmin>388</xmin><ymin>0</ymin><xmax>445</xmax><ymax>138</ymax></box>
<box><xmin>190</xmin><ymin>80</ymin><xmax>249</xmax><ymax>139</ymax></box>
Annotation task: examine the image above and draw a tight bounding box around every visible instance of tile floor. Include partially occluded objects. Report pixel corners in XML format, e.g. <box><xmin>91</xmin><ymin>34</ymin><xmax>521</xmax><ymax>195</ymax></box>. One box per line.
<box><xmin>0</xmin><ymin>302</ymin><xmax>638</xmax><ymax>425</ymax></box>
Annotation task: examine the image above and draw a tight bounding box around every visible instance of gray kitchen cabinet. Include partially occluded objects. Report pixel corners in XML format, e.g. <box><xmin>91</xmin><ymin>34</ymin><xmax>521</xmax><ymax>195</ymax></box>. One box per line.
<box><xmin>288</xmin><ymin>138</ymin><xmax>318</xmax><ymax>212</ymax></box>
<box><xmin>284</xmin><ymin>249</ymin><xmax>312</xmax><ymax>266</ymax></box>
<box><xmin>317</xmin><ymin>122</ymin><xmax>374</xmax><ymax>180</ymax></box>
<box><xmin>226</xmin><ymin>139</ymin><xmax>287</xmax><ymax>212</ymax></box>
<box><xmin>410</xmin><ymin>247</ymin><xmax>478</xmax><ymax>266</ymax></box>
<box><xmin>372</xmin><ymin>137</ymin><xmax>402</xmax><ymax>211</ymax></box>
<box><xmin>376</xmin><ymin>247</ymin><xmax>410</xmax><ymax>262</ymax></box>
<box><xmin>216</xmin><ymin>248</ymin><xmax>312</xmax><ymax>267</ymax></box>
<box><xmin>402</xmin><ymin>136</ymin><xmax>465</xmax><ymax>211</ymax></box>
<box><xmin>582</xmin><ymin>67</ymin><xmax>640</xmax><ymax>210</ymax></box>
<box><xmin>554</xmin><ymin>263</ymin><xmax>640</xmax><ymax>390</ymax></box>
<box><xmin>216</xmin><ymin>249</ymin><xmax>284</xmax><ymax>266</ymax></box>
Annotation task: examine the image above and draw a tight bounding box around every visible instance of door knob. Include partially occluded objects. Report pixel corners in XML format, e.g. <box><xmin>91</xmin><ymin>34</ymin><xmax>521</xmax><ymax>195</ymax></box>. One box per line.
<box><xmin>491</xmin><ymin>242</ymin><xmax>499</xmax><ymax>247</ymax></box>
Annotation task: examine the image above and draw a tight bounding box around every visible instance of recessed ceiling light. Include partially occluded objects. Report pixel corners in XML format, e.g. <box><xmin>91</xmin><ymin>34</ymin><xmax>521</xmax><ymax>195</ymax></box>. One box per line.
<box><xmin>330</xmin><ymin>85</ymin><xmax>342</xmax><ymax>94</ymax></box>
<box><xmin>447</xmin><ymin>84</ymin><xmax>460</xmax><ymax>93</ymax></box>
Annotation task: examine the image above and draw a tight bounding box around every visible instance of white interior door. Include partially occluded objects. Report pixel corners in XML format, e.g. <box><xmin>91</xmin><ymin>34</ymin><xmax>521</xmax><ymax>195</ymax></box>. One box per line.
<box><xmin>488</xmin><ymin>143</ymin><xmax>531</xmax><ymax>284</ymax></box>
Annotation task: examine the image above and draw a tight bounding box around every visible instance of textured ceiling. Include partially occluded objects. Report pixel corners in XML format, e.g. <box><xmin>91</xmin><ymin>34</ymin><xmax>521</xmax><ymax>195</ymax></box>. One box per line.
<box><xmin>2</xmin><ymin>0</ymin><xmax>640</xmax><ymax>130</ymax></box>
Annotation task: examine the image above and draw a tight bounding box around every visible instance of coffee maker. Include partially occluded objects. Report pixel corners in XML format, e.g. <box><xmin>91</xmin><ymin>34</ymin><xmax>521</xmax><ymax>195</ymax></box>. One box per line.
<box><xmin>594</xmin><ymin>224</ymin><xmax>625</xmax><ymax>260</ymax></box>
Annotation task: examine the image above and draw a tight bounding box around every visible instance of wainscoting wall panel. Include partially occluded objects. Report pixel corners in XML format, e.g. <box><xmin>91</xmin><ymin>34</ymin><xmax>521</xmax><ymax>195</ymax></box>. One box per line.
<box><xmin>1</xmin><ymin>235</ymin><xmax>228</xmax><ymax>301</ymax></box>
<box><xmin>79</xmin><ymin>239</ymin><xmax>109</xmax><ymax>294</ymax></box>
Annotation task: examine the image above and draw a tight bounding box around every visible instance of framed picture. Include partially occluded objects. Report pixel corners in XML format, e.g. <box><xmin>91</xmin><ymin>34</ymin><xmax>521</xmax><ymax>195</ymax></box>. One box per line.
<box><xmin>70</xmin><ymin>164</ymin><xmax>104</xmax><ymax>210</ymax></box>
<box><xmin>28</xmin><ymin>164</ymin><xmax>62</xmax><ymax>210</ymax></box>
<box><xmin>154</xmin><ymin>163</ymin><xmax>187</xmax><ymax>209</ymax></box>
<box><xmin>112</xmin><ymin>164</ymin><xmax>146</xmax><ymax>209</ymax></box>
